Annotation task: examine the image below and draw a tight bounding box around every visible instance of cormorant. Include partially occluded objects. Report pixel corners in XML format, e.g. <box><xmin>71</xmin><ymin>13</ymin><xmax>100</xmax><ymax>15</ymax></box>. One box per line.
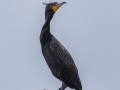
<box><xmin>40</xmin><ymin>2</ymin><xmax>82</xmax><ymax>90</ymax></box>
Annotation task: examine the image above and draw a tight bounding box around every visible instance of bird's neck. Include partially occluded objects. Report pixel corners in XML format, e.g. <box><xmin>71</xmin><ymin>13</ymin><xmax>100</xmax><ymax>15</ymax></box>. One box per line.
<box><xmin>40</xmin><ymin>13</ymin><xmax>54</xmax><ymax>45</ymax></box>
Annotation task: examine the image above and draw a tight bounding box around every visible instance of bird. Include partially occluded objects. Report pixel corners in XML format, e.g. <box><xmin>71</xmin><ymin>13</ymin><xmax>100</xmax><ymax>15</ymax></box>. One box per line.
<box><xmin>40</xmin><ymin>2</ymin><xmax>82</xmax><ymax>90</ymax></box>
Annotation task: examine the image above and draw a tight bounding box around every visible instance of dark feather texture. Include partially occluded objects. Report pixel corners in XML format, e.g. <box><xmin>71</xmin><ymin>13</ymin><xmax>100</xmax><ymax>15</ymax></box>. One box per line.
<box><xmin>40</xmin><ymin>2</ymin><xmax>82</xmax><ymax>90</ymax></box>
<box><xmin>50</xmin><ymin>36</ymin><xmax>78</xmax><ymax>76</ymax></box>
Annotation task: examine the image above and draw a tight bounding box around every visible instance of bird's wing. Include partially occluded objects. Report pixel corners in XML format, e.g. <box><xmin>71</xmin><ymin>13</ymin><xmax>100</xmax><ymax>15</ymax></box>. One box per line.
<box><xmin>49</xmin><ymin>36</ymin><xmax>80</xmax><ymax>82</ymax></box>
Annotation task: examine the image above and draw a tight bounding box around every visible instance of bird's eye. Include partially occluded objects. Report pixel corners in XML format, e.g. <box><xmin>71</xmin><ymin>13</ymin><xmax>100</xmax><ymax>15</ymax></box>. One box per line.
<box><xmin>52</xmin><ymin>3</ymin><xmax>56</xmax><ymax>6</ymax></box>
<box><xmin>50</xmin><ymin>4</ymin><xmax>55</xmax><ymax>8</ymax></box>
<box><xmin>52</xmin><ymin>2</ymin><xmax>57</xmax><ymax>6</ymax></box>
<box><xmin>49</xmin><ymin>4</ymin><xmax>52</xmax><ymax>8</ymax></box>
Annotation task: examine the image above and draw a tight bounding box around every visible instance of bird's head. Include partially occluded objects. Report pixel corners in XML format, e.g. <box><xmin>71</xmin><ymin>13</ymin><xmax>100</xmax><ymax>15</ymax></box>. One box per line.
<box><xmin>43</xmin><ymin>2</ymin><xmax>66</xmax><ymax>19</ymax></box>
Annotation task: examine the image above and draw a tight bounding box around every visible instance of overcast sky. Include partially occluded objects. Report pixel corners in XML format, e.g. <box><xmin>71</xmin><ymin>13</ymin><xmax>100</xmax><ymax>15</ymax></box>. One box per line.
<box><xmin>0</xmin><ymin>0</ymin><xmax>120</xmax><ymax>90</ymax></box>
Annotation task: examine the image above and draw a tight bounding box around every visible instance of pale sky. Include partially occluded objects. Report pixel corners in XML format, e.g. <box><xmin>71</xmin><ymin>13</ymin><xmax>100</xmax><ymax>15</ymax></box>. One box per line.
<box><xmin>0</xmin><ymin>0</ymin><xmax>120</xmax><ymax>90</ymax></box>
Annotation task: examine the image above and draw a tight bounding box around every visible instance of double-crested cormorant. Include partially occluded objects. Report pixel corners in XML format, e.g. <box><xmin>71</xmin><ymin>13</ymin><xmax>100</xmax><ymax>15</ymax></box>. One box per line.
<box><xmin>40</xmin><ymin>2</ymin><xmax>82</xmax><ymax>90</ymax></box>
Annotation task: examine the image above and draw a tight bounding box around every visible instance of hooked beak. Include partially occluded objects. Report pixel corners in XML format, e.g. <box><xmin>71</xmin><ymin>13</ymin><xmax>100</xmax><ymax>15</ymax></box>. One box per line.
<box><xmin>52</xmin><ymin>1</ymin><xmax>66</xmax><ymax>12</ymax></box>
<box><xmin>56</xmin><ymin>2</ymin><xmax>66</xmax><ymax>7</ymax></box>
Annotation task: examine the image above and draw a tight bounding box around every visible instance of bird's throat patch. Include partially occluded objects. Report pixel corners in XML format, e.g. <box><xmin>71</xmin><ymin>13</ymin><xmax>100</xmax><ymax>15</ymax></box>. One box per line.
<box><xmin>52</xmin><ymin>6</ymin><xmax>60</xmax><ymax>12</ymax></box>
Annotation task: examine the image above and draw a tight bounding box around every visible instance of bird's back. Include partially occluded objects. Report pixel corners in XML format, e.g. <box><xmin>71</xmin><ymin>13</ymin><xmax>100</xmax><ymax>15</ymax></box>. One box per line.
<box><xmin>49</xmin><ymin>35</ymin><xmax>82</xmax><ymax>89</ymax></box>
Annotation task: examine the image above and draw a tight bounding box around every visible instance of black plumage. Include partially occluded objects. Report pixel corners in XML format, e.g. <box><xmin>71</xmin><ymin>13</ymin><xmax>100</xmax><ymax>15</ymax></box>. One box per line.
<box><xmin>40</xmin><ymin>2</ymin><xmax>82</xmax><ymax>90</ymax></box>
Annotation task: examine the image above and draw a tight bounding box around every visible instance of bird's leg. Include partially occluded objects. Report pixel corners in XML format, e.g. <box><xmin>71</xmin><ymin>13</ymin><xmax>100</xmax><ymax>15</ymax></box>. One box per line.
<box><xmin>58</xmin><ymin>82</ymin><xmax>67</xmax><ymax>90</ymax></box>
